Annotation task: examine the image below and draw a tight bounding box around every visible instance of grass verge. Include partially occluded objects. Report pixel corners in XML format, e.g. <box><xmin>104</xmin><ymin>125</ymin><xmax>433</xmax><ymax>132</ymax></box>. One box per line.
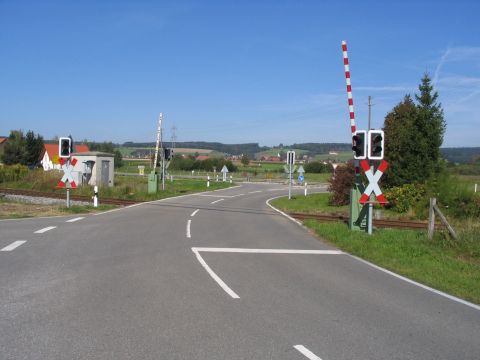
<box><xmin>0</xmin><ymin>198</ymin><xmax>116</xmax><ymax>219</ymax></box>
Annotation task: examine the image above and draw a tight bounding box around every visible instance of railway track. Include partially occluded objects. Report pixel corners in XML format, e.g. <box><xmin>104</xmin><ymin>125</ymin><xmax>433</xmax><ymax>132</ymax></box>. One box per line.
<box><xmin>0</xmin><ymin>188</ymin><xmax>139</xmax><ymax>206</ymax></box>
<box><xmin>289</xmin><ymin>212</ymin><xmax>433</xmax><ymax>230</ymax></box>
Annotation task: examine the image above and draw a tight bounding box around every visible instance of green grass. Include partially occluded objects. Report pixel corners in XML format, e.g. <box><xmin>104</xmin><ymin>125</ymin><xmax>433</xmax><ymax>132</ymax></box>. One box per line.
<box><xmin>304</xmin><ymin>221</ymin><xmax>480</xmax><ymax>304</ymax></box>
<box><xmin>1</xmin><ymin>169</ymin><xmax>234</xmax><ymax>202</ymax></box>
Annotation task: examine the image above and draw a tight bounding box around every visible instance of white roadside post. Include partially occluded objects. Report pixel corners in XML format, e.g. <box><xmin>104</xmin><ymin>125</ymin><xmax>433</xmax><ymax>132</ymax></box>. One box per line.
<box><xmin>207</xmin><ymin>175</ymin><xmax>210</xmax><ymax>188</ymax></box>
<box><xmin>304</xmin><ymin>182</ymin><xmax>307</xmax><ymax>197</ymax></box>
<box><xmin>93</xmin><ymin>185</ymin><xmax>98</xmax><ymax>207</ymax></box>
<box><xmin>475</xmin><ymin>184</ymin><xmax>478</xmax><ymax>193</ymax></box>
<box><xmin>287</xmin><ymin>151</ymin><xmax>295</xmax><ymax>200</ymax></box>
<box><xmin>230</xmin><ymin>175</ymin><xmax>232</xmax><ymax>183</ymax></box>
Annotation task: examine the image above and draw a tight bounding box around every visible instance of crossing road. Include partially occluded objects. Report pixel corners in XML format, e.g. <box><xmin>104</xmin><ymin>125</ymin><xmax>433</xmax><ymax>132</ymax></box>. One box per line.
<box><xmin>1</xmin><ymin>183</ymin><xmax>479</xmax><ymax>359</ymax></box>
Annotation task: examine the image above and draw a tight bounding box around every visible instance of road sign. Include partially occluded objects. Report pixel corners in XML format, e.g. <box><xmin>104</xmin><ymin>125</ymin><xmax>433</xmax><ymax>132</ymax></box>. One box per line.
<box><xmin>298</xmin><ymin>175</ymin><xmax>304</xmax><ymax>183</ymax></box>
<box><xmin>359</xmin><ymin>159</ymin><xmax>388</xmax><ymax>205</ymax></box>
<box><xmin>57</xmin><ymin>158</ymin><xmax>78</xmax><ymax>189</ymax></box>
<box><xmin>287</xmin><ymin>151</ymin><xmax>295</xmax><ymax>165</ymax></box>
<box><xmin>297</xmin><ymin>165</ymin><xmax>305</xmax><ymax>175</ymax></box>
<box><xmin>221</xmin><ymin>165</ymin><xmax>229</xmax><ymax>182</ymax></box>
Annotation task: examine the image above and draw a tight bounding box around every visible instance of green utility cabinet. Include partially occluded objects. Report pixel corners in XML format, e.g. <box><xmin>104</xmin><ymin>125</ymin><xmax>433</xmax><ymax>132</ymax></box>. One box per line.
<box><xmin>148</xmin><ymin>171</ymin><xmax>158</xmax><ymax>194</ymax></box>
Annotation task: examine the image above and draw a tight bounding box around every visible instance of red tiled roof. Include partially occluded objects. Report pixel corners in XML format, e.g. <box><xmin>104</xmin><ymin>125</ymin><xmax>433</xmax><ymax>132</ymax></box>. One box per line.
<box><xmin>196</xmin><ymin>155</ymin><xmax>209</xmax><ymax>161</ymax></box>
<box><xmin>0</xmin><ymin>137</ymin><xmax>7</xmax><ymax>144</ymax></box>
<box><xmin>42</xmin><ymin>143</ymin><xmax>89</xmax><ymax>159</ymax></box>
<box><xmin>75</xmin><ymin>144</ymin><xmax>89</xmax><ymax>153</ymax></box>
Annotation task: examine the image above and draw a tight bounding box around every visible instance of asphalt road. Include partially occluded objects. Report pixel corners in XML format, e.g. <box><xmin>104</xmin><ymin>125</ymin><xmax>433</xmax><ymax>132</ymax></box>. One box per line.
<box><xmin>1</xmin><ymin>183</ymin><xmax>479</xmax><ymax>360</ymax></box>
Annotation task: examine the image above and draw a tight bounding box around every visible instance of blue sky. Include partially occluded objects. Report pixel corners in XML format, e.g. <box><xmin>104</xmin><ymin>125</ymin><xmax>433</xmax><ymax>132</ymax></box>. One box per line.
<box><xmin>1</xmin><ymin>0</ymin><xmax>479</xmax><ymax>147</ymax></box>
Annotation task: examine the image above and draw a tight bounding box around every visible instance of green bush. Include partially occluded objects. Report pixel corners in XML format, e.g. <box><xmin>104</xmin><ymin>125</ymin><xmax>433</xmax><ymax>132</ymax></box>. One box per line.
<box><xmin>425</xmin><ymin>175</ymin><xmax>480</xmax><ymax>218</ymax></box>
<box><xmin>0</xmin><ymin>164</ymin><xmax>29</xmax><ymax>183</ymax></box>
<box><xmin>384</xmin><ymin>183</ymin><xmax>426</xmax><ymax>213</ymax></box>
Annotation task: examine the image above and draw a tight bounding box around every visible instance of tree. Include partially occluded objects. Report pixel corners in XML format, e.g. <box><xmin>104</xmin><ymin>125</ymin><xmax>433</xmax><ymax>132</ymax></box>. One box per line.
<box><xmin>415</xmin><ymin>73</ymin><xmax>446</xmax><ymax>174</ymax></box>
<box><xmin>114</xmin><ymin>150</ymin><xmax>123</xmax><ymax>168</ymax></box>
<box><xmin>2</xmin><ymin>130</ymin><xmax>26</xmax><ymax>165</ymax></box>
<box><xmin>383</xmin><ymin>74</ymin><xmax>446</xmax><ymax>187</ymax></box>
<box><xmin>328</xmin><ymin>161</ymin><xmax>355</xmax><ymax>205</ymax></box>
<box><xmin>241</xmin><ymin>154</ymin><xmax>250</xmax><ymax>166</ymax></box>
<box><xmin>24</xmin><ymin>130</ymin><xmax>44</xmax><ymax>167</ymax></box>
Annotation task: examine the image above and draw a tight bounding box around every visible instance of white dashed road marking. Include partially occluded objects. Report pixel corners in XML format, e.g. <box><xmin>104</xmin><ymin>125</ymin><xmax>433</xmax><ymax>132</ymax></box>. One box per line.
<box><xmin>294</xmin><ymin>345</ymin><xmax>323</xmax><ymax>360</ymax></box>
<box><xmin>66</xmin><ymin>217</ymin><xmax>84</xmax><ymax>223</ymax></box>
<box><xmin>191</xmin><ymin>209</ymin><xmax>200</xmax><ymax>217</ymax></box>
<box><xmin>186</xmin><ymin>220</ymin><xmax>192</xmax><ymax>238</ymax></box>
<box><xmin>34</xmin><ymin>226</ymin><xmax>56</xmax><ymax>234</ymax></box>
<box><xmin>210</xmin><ymin>199</ymin><xmax>224</xmax><ymax>204</ymax></box>
<box><xmin>248</xmin><ymin>190</ymin><xmax>262</xmax><ymax>194</ymax></box>
<box><xmin>1</xmin><ymin>241</ymin><xmax>27</xmax><ymax>252</ymax></box>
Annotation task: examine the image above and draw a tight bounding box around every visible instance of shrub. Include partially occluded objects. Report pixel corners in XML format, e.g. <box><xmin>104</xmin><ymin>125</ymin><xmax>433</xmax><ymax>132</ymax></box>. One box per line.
<box><xmin>384</xmin><ymin>184</ymin><xmax>426</xmax><ymax>213</ymax></box>
<box><xmin>328</xmin><ymin>161</ymin><xmax>355</xmax><ymax>206</ymax></box>
<box><xmin>0</xmin><ymin>164</ymin><xmax>29</xmax><ymax>183</ymax></box>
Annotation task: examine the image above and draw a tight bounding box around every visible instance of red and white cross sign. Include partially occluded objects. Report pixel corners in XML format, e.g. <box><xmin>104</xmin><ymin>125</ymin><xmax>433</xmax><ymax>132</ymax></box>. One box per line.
<box><xmin>359</xmin><ymin>159</ymin><xmax>388</xmax><ymax>205</ymax></box>
<box><xmin>57</xmin><ymin>158</ymin><xmax>78</xmax><ymax>189</ymax></box>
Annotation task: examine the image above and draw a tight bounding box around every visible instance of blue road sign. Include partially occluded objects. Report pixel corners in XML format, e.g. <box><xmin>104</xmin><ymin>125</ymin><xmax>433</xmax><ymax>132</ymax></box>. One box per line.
<box><xmin>298</xmin><ymin>175</ymin><xmax>304</xmax><ymax>183</ymax></box>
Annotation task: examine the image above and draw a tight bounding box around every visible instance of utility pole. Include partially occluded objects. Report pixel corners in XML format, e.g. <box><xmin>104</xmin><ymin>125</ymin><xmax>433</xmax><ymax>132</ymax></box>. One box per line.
<box><xmin>171</xmin><ymin>125</ymin><xmax>177</xmax><ymax>150</ymax></box>
<box><xmin>367</xmin><ymin>96</ymin><xmax>374</xmax><ymax>235</ymax></box>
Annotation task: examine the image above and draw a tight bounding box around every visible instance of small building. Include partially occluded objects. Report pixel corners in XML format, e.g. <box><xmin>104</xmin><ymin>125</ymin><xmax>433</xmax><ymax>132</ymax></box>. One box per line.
<box><xmin>71</xmin><ymin>151</ymin><xmax>115</xmax><ymax>187</ymax></box>
<box><xmin>41</xmin><ymin>143</ymin><xmax>90</xmax><ymax>171</ymax></box>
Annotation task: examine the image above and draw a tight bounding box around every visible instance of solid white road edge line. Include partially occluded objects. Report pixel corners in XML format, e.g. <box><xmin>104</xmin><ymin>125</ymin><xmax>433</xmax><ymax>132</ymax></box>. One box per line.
<box><xmin>192</xmin><ymin>248</ymin><xmax>240</xmax><ymax>299</ymax></box>
<box><xmin>191</xmin><ymin>209</ymin><xmax>200</xmax><ymax>217</ymax></box>
<box><xmin>192</xmin><ymin>247</ymin><xmax>343</xmax><ymax>255</ymax></box>
<box><xmin>267</xmin><ymin>197</ymin><xmax>480</xmax><ymax>312</ymax></box>
<box><xmin>186</xmin><ymin>220</ymin><xmax>192</xmax><ymax>238</ymax></box>
<box><xmin>349</xmin><ymin>254</ymin><xmax>480</xmax><ymax>311</ymax></box>
<box><xmin>265</xmin><ymin>197</ymin><xmax>303</xmax><ymax>226</ymax></box>
<box><xmin>1</xmin><ymin>241</ymin><xmax>27</xmax><ymax>252</ymax></box>
<box><xmin>294</xmin><ymin>345</ymin><xmax>323</xmax><ymax>360</ymax></box>
<box><xmin>34</xmin><ymin>226</ymin><xmax>57</xmax><ymax>234</ymax></box>
<box><xmin>248</xmin><ymin>190</ymin><xmax>262</xmax><ymax>193</ymax></box>
<box><xmin>210</xmin><ymin>198</ymin><xmax>224</xmax><ymax>204</ymax></box>
<box><xmin>66</xmin><ymin>217</ymin><xmax>84</xmax><ymax>223</ymax></box>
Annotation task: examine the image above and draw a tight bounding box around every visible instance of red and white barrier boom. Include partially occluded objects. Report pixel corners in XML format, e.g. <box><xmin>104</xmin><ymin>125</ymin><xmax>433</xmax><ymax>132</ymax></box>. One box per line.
<box><xmin>342</xmin><ymin>41</ymin><xmax>357</xmax><ymax>135</ymax></box>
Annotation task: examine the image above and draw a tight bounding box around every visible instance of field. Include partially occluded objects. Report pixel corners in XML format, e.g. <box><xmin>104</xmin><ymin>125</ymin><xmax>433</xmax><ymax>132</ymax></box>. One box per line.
<box><xmin>255</xmin><ymin>148</ymin><xmax>310</xmax><ymax>159</ymax></box>
<box><xmin>118</xmin><ymin>146</ymin><xmax>223</xmax><ymax>158</ymax></box>
<box><xmin>313</xmin><ymin>151</ymin><xmax>352</xmax><ymax>162</ymax></box>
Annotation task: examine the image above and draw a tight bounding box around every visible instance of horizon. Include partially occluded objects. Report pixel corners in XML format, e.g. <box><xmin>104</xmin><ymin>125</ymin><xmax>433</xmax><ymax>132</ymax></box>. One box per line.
<box><xmin>1</xmin><ymin>1</ymin><xmax>479</xmax><ymax>147</ymax></box>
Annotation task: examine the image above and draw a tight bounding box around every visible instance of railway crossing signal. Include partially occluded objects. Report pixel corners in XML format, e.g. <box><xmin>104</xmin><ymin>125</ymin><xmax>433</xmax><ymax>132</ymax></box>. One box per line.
<box><xmin>57</xmin><ymin>157</ymin><xmax>78</xmax><ymax>189</ymax></box>
<box><xmin>59</xmin><ymin>137</ymin><xmax>71</xmax><ymax>158</ymax></box>
<box><xmin>359</xmin><ymin>159</ymin><xmax>388</xmax><ymax>205</ymax></box>
<box><xmin>352</xmin><ymin>131</ymin><xmax>367</xmax><ymax>159</ymax></box>
<box><xmin>368</xmin><ymin>130</ymin><xmax>384</xmax><ymax>160</ymax></box>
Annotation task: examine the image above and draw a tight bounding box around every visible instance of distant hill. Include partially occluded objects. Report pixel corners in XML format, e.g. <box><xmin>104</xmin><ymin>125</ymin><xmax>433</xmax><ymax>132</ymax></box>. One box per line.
<box><xmin>121</xmin><ymin>142</ymin><xmax>479</xmax><ymax>162</ymax></box>
<box><xmin>441</xmin><ymin>148</ymin><xmax>480</xmax><ymax>163</ymax></box>
<box><xmin>123</xmin><ymin>141</ymin><xmax>268</xmax><ymax>157</ymax></box>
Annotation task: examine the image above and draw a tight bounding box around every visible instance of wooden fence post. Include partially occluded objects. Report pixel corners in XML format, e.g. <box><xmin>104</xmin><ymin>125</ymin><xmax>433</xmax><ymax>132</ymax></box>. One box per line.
<box><xmin>428</xmin><ymin>198</ymin><xmax>436</xmax><ymax>240</ymax></box>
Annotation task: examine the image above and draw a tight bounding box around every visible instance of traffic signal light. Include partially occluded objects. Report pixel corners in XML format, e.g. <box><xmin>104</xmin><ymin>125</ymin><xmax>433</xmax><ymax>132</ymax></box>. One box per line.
<box><xmin>164</xmin><ymin>148</ymin><xmax>173</xmax><ymax>160</ymax></box>
<box><xmin>59</xmin><ymin>137</ymin><xmax>71</xmax><ymax>158</ymax></box>
<box><xmin>352</xmin><ymin>130</ymin><xmax>367</xmax><ymax>159</ymax></box>
<box><xmin>368</xmin><ymin>130</ymin><xmax>384</xmax><ymax>160</ymax></box>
